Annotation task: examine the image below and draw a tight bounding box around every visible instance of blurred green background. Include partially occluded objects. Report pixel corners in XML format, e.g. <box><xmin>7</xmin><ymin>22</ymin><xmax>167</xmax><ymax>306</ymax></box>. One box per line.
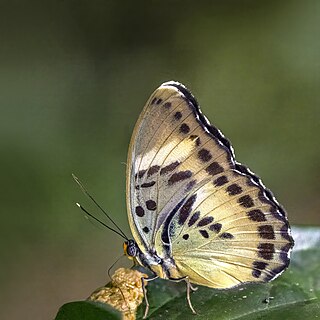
<box><xmin>0</xmin><ymin>1</ymin><xmax>319</xmax><ymax>319</ymax></box>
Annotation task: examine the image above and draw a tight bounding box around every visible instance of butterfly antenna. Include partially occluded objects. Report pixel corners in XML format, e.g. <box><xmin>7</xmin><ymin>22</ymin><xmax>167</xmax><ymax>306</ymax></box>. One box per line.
<box><xmin>76</xmin><ymin>203</ymin><xmax>128</xmax><ymax>240</ymax></box>
<box><xmin>107</xmin><ymin>254</ymin><xmax>125</xmax><ymax>281</ymax></box>
<box><xmin>72</xmin><ymin>174</ymin><xmax>128</xmax><ymax>240</ymax></box>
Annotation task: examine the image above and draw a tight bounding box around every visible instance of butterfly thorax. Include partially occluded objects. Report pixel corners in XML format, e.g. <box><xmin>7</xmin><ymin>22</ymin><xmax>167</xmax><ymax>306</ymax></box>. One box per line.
<box><xmin>124</xmin><ymin>239</ymin><xmax>181</xmax><ymax>280</ymax></box>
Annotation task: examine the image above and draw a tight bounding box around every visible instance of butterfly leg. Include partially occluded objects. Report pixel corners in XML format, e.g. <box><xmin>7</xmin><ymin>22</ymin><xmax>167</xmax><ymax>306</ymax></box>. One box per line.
<box><xmin>185</xmin><ymin>278</ymin><xmax>197</xmax><ymax>315</ymax></box>
<box><xmin>189</xmin><ymin>281</ymin><xmax>198</xmax><ymax>292</ymax></box>
<box><xmin>141</xmin><ymin>274</ymin><xmax>159</xmax><ymax>319</ymax></box>
<box><xmin>169</xmin><ymin>276</ymin><xmax>197</xmax><ymax>315</ymax></box>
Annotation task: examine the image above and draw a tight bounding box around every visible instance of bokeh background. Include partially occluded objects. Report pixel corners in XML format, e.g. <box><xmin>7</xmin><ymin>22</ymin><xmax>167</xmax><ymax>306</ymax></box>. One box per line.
<box><xmin>1</xmin><ymin>1</ymin><xmax>319</xmax><ymax>319</ymax></box>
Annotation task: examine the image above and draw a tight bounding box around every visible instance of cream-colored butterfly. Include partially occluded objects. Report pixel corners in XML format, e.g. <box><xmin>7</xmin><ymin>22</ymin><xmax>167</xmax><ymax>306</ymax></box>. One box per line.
<box><xmin>119</xmin><ymin>81</ymin><xmax>294</xmax><ymax>318</ymax></box>
<box><xmin>72</xmin><ymin>81</ymin><xmax>293</xmax><ymax>318</ymax></box>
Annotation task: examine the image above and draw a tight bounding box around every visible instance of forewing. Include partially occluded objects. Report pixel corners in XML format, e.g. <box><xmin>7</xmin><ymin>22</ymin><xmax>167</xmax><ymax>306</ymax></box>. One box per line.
<box><xmin>126</xmin><ymin>82</ymin><xmax>228</xmax><ymax>250</ymax></box>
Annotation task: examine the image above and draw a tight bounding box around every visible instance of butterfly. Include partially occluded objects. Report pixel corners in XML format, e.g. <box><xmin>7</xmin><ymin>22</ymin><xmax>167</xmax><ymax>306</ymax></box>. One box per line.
<box><xmin>119</xmin><ymin>81</ymin><xmax>294</xmax><ymax>318</ymax></box>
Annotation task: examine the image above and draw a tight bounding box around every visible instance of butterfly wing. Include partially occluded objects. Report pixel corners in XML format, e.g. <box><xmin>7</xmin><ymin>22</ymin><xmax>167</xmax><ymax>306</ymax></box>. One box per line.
<box><xmin>127</xmin><ymin>81</ymin><xmax>293</xmax><ymax>288</ymax></box>
<box><xmin>126</xmin><ymin>82</ymin><xmax>211</xmax><ymax>251</ymax></box>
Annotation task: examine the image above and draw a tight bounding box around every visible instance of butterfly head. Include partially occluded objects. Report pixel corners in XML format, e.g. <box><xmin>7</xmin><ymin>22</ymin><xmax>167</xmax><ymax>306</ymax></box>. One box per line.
<box><xmin>123</xmin><ymin>239</ymin><xmax>138</xmax><ymax>260</ymax></box>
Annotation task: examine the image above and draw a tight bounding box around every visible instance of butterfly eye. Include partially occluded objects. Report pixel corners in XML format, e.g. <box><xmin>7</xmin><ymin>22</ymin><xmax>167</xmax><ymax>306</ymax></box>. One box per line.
<box><xmin>124</xmin><ymin>240</ymin><xmax>138</xmax><ymax>257</ymax></box>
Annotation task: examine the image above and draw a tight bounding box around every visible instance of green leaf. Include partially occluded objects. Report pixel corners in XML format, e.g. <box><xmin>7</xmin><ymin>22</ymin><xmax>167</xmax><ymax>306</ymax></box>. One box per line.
<box><xmin>55</xmin><ymin>301</ymin><xmax>121</xmax><ymax>320</ymax></box>
<box><xmin>137</xmin><ymin>226</ymin><xmax>320</xmax><ymax>319</ymax></box>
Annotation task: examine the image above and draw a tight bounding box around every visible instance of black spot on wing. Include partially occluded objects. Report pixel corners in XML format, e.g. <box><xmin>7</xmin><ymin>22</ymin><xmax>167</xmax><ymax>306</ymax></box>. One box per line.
<box><xmin>174</xmin><ymin>111</ymin><xmax>182</xmax><ymax>120</ymax></box>
<box><xmin>213</xmin><ymin>175</ymin><xmax>228</xmax><ymax>187</ymax></box>
<box><xmin>168</xmin><ymin>170</ymin><xmax>192</xmax><ymax>185</ymax></box>
<box><xmin>247</xmin><ymin>209</ymin><xmax>266</xmax><ymax>222</ymax></box>
<box><xmin>147</xmin><ymin>165</ymin><xmax>160</xmax><ymax>177</ymax></box>
<box><xmin>252</xmin><ymin>262</ymin><xmax>269</xmax><ymax>279</ymax></box>
<box><xmin>258</xmin><ymin>243</ymin><xmax>275</xmax><ymax>260</ymax></box>
<box><xmin>199</xmin><ymin>230</ymin><xmax>209</xmax><ymax>238</ymax></box>
<box><xmin>160</xmin><ymin>161</ymin><xmax>180</xmax><ymax>175</ymax></box>
<box><xmin>209</xmin><ymin>223</ymin><xmax>222</xmax><ymax>233</ymax></box>
<box><xmin>178</xmin><ymin>195</ymin><xmax>197</xmax><ymax>225</ymax></box>
<box><xmin>135</xmin><ymin>206</ymin><xmax>145</xmax><ymax>217</ymax></box>
<box><xmin>180</xmin><ymin>123</ymin><xmax>190</xmax><ymax>134</ymax></box>
<box><xmin>146</xmin><ymin>200</ymin><xmax>157</xmax><ymax>211</ymax></box>
<box><xmin>156</xmin><ymin>98</ymin><xmax>162</xmax><ymax>105</ymax></box>
<box><xmin>151</xmin><ymin>97</ymin><xmax>157</xmax><ymax>105</ymax></box>
<box><xmin>143</xmin><ymin>226</ymin><xmax>150</xmax><ymax>233</ymax></box>
<box><xmin>253</xmin><ymin>261</ymin><xmax>268</xmax><ymax>270</ymax></box>
<box><xmin>183</xmin><ymin>234</ymin><xmax>189</xmax><ymax>240</ymax></box>
<box><xmin>163</xmin><ymin>102</ymin><xmax>172</xmax><ymax>108</ymax></box>
<box><xmin>219</xmin><ymin>232</ymin><xmax>234</xmax><ymax>239</ymax></box>
<box><xmin>264</xmin><ymin>245</ymin><xmax>291</xmax><ymax>281</ymax></box>
<box><xmin>198</xmin><ymin>149</ymin><xmax>212</xmax><ymax>162</ymax></box>
<box><xmin>190</xmin><ymin>135</ymin><xmax>201</xmax><ymax>146</ymax></box>
<box><xmin>206</xmin><ymin>162</ymin><xmax>224</xmax><ymax>176</ymax></box>
<box><xmin>188</xmin><ymin>211</ymin><xmax>200</xmax><ymax>227</ymax></box>
<box><xmin>238</xmin><ymin>195</ymin><xmax>254</xmax><ymax>208</ymax></box>
<box><xmin>138</xmin><ymin>170</ymin><xmax>146</xmax><ymax>179</ymax></box>
<box><xmin>141</xmin><ymin>181</ymin><xmax>156</xmax><ymax>188</ymax></box>
<box><xmin>226</xmin><ymin>184</ymin><xmax>243</xmax><ymax>195</ymax></box>
<box><xmin>197</xmin><ymin>216</ymin><xmax>214</xmax><ymax>227</ymax></box>
<box><xmin>252</xmin><ymin>269</ymin><xmax>262</xmax><ymax>278</ymax></box>
<box><xmin>258</xmin><ymin>225</ymin><xmax>275</xmax><ymax>239</ymax></box>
